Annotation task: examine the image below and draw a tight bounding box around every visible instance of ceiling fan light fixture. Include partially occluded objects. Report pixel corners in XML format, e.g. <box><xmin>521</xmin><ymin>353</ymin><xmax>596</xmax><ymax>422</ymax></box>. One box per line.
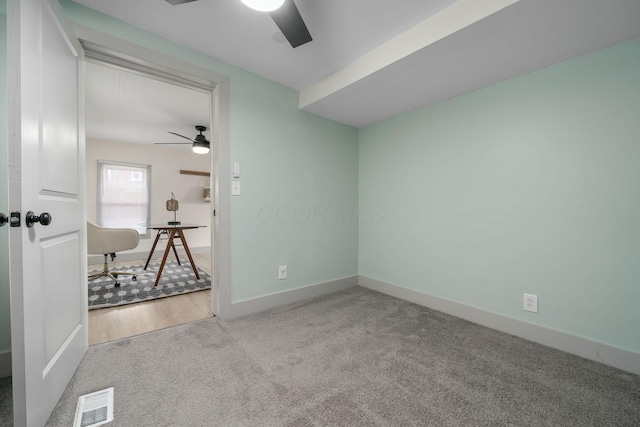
<box><xmin>159</xmin><ymin>125</ymin><xmax>210</xmax><ymax>153</ymax></box>
<box><xmin>192</xmin><ymin>141</ymin><xmax>209</xmax><ymax>154</ymax></box>
<box><xmin>240</xmin><ymin>0</ymin><xmax>285</xmax><ymax>12</ymax></box>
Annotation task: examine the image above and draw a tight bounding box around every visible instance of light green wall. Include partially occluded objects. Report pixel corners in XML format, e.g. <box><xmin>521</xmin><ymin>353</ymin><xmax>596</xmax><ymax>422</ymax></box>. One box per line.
<box><xmin>0</xmin><ymin>8</ymin><xmax>10</xmax><ymax>356</ymax></box>
<box><xmin>359</xmin><ymin>38</ymin><xmax>640</xmax><ymax>353</ymax></box>
<box><xmin>59</xmin><ymin>1</ymin><xmax>359</xmax><ymax>303</ymax></box>
<box><xmin>230</xmin><ymin>83</ymin><xmax>358</xmax><ymax>300</ymax></box>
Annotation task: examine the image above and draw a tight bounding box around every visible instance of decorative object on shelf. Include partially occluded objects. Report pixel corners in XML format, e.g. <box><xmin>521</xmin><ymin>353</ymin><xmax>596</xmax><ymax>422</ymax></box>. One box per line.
<box><xmin>166</xmin><ymin>192</ymin><xmax>180</xmax><ymax>225</ymax></box>
<box><xmin>204</xmin><ymin>187</ymin><xmax>211</xmax><ymax>202</ymax></box>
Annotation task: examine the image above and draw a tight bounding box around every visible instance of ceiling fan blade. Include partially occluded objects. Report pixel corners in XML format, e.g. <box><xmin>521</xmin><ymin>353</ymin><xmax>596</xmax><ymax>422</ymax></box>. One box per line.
<box><xmin>269</xmin><ymin>0</ymin><xmax>312</xmax><ymax>48</ymax></box>
<box><xmin>154</xmin><ymin>142</ymin><xmax>192</xmax><ymax>145</ymax></box>
<box><xmin>164</xmin><ymin>0</ymin><xmax>199</xmax><ymax>5</ymax></box>
<box><xmin>168</xmin><ymin>131</ymin><xmax>196</xmax><ymax>142</ymax></box>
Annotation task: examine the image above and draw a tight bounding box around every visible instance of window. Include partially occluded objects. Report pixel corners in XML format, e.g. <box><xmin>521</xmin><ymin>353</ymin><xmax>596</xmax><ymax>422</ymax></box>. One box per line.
<box><xmin>98</xmin><ymin>161</ymin><xmax>151</xmax><ymax>237</ymax></box>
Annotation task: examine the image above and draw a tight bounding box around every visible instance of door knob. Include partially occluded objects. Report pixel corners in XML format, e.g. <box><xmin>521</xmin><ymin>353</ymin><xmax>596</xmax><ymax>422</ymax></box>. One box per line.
<box><xmin>0</xmin><ymin>213</ymin><xmax>7</xmax><ymax>227</ymax></box>
<box><xmin>25</xmin><ymin>211</ymin><xmax>52</xmax><ymax>227</ymax></box>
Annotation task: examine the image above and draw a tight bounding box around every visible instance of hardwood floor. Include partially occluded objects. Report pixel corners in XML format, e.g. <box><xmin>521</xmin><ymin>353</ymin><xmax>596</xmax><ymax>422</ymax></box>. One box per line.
<box><xmin>88</xmin><ymin>252</ymin><xmax>213</xmax><ymax>345</ymax></box>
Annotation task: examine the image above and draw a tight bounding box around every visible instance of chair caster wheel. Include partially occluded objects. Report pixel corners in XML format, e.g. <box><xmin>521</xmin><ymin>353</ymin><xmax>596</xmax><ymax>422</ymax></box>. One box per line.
<box><xmin>132</xmin><ymin>275</ymin><xmax>137</xmax><ymax>281</ymax></box>
<box><xmin>115</xmin><ymin>282</ymin><xmax>121</xmax><ymax>288</ymax></box>
<box><xmin>113</xmin><ymin>273</ymin><xmax>118</xmax><ymax>278</ymax></box>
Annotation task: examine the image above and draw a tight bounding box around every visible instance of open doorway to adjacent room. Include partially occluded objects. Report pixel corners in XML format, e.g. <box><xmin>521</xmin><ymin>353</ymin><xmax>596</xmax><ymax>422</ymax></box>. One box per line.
<box><xmin>84</xmin><ymin>59</ymin><xmax>215</xmax><ymax>345</ymax></box>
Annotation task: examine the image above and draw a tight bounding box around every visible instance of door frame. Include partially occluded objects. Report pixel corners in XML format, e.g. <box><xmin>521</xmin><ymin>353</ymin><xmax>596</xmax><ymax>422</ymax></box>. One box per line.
<box><xmin>74</xmin><ymin>25</ymin><xmax>232</xmax><ymax>319</ymax></box>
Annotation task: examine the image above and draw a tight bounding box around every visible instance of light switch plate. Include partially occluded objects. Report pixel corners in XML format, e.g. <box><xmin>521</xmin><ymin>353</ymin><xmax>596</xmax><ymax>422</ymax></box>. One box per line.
<box><xmin>233</xmin><ymin>162</ymin><xmax>240</xmax><ymax>178</ymax></box>
<box><xmin>232</xmin><ymin>181</ymin><xmax>241</xmax><ymax>196</ymax></box>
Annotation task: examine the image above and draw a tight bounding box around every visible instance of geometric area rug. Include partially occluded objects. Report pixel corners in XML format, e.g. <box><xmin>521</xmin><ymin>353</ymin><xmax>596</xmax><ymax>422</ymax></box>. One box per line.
<box><xmin>87</xmin><ymin>259</ymin><xmax>211</xmax><ymax>310</ymax></box>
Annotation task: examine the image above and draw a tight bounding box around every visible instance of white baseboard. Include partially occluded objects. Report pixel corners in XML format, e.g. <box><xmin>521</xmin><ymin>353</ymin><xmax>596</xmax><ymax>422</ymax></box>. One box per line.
<box><xmin>359</xmin><ymin>275</ymin><xmax>640</xmax><ymax>376</ymax></box>
<box><xmin>231</xmin><ymin>275</ymin><xmax>358</xmax><ymax>319</ymax></box>
<box><xmin>88</xmin><ymin>246</ymin><xmax>210</xmax><ymax>265</ymax></box>
<box><xmin>0</xmin><ymin>350</ymin><xmax>11</xmax><ymax>378</ymax></box>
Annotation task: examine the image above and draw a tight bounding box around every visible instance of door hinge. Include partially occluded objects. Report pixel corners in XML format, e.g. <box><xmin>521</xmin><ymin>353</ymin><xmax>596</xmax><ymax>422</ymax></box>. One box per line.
<box><xmin>213</xmin><ymin>210</ymin><xmax>216</xmax><ymax>217</ymax></box>
<box><xmin>10</xmin><ymin>211</ymin><xmax>21</xmax><ymax>227</ymax></box>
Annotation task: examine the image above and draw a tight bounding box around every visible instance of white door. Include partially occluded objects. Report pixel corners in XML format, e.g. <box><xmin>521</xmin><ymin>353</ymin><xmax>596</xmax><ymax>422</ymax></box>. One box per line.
<box><xmin>8</xmin><ymin>0</ymin><xmax>87</xmax><ymax>425</ymax></box>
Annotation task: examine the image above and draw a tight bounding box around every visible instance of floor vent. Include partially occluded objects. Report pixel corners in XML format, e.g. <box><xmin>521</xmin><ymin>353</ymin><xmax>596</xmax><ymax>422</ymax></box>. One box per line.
<box><xmin>73</xmin><ymin>387</ymin><xmax>114</xmax><ymax>427</ymax></box>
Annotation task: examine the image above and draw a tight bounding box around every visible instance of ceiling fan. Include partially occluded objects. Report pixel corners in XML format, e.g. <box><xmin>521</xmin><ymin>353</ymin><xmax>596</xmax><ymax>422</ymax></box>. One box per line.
<box><xmin>164</xmin><ymin>0</ymin><xmax>312</xmax><ymax>48</ymax></box>
<box><xmin>155</xmin><ymin>125</ymin><xmax>210</xmax><ymax>154</ymax></box>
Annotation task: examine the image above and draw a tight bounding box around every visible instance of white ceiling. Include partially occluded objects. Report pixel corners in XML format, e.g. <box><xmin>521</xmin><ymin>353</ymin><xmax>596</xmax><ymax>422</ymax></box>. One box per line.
<box><xmin>78</xmin><ymin>0</ymin><xmax>640</xmax><ymax>134</ymax></box>
<box><xmin>85</xmin><ymin>61</ymin><xmax>211</xmax><ymax>147</ymax></box>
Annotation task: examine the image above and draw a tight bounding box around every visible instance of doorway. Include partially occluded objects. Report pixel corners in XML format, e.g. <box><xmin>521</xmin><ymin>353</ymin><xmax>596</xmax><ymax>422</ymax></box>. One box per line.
<box><xmin>79</xmin><ymin>35</ymin><xmax>232</xmax><ymax>321</ymax></box>
<box><xmin>84</xmin><ymin>58</ymin><xmax>215</xmax><ymax>345</ymax></box>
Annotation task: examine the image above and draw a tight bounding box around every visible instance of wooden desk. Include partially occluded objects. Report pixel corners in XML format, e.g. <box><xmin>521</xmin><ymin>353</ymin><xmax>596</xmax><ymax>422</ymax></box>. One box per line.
<box><xmin>144</xmin><ymin>224</ymin><xmax>205</xmax><ymax>286</ymax></box>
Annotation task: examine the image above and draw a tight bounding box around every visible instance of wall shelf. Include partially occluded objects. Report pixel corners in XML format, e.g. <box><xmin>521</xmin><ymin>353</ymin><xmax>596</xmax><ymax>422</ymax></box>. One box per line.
<box><xmin>180</xmin><ymin>169</ymin><xmax>210</xmax><ymax>177</ymax></box>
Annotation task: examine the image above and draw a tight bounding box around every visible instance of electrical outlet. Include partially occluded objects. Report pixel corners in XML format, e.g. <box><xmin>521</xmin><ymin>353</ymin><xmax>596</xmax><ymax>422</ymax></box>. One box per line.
<box><xmin>523</xmin><ymin>293</ymin><xmax>538</xmax><ymax>313</ymax></box>
<box><xmin>278</xmin><ymin>265</ymin><xmax>287</xmax><ymax>280</ymax></box>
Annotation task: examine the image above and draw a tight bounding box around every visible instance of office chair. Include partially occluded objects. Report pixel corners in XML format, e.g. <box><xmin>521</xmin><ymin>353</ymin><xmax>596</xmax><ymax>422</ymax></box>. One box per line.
<box><xmin>87</xmin><ymin>220</ymin><xmax>140</xmax><ymax>287</ymax></box>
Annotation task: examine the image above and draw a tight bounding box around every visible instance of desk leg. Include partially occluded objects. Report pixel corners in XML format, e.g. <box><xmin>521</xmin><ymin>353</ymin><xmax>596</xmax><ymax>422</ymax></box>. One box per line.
<box><xmin>155</xmin><ymin>229</ymin><xmax>177</xmax><ymax>286</ymax></box>
<box><xmin>171</xmin><ymin>239</ymin><xmax>181</xmax><ymax>266</ymax></box>
<box><xmin>177</xmin><ymin>229</ymin><xmax>201</xmax><ymax>280</ymax></box>
<box><xmin>144</xmin><ymin>230</ymin><xmax>163</xmax><ymax>270</ymax></box>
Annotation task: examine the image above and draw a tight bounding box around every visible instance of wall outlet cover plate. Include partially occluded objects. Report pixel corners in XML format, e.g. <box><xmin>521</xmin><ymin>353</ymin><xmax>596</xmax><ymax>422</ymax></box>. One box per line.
<box><xmin>523</xmin><ymin>293</ymin><xmax>538</xmax><ymax>313</ymax></box>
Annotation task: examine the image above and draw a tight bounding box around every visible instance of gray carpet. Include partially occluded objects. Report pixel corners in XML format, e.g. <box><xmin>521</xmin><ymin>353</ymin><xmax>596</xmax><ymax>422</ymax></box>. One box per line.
<box><xmin>45</xmin><ymin>287</ymin><xmax>639</xmax><ymax>426</ymax></box>
<box><xmin>0</xmin><ymin>376</ymin><xmax>11</xmax><ymax>427</ymax></box>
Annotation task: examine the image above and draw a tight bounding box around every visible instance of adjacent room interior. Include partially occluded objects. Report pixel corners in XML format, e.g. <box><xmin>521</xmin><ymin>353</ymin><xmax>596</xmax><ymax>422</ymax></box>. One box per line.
<box><xmin>84</xmin><ymin>60</ymin><xmax>215</xmax><ymax>344</ymax></box>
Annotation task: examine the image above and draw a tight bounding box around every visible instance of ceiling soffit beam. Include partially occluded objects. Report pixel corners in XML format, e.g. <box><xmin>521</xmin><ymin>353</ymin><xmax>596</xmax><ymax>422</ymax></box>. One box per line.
<box><xmin>299</xmin><ymin>0</ymin><xmax>520</xmax><ymax>110</ymax></box>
